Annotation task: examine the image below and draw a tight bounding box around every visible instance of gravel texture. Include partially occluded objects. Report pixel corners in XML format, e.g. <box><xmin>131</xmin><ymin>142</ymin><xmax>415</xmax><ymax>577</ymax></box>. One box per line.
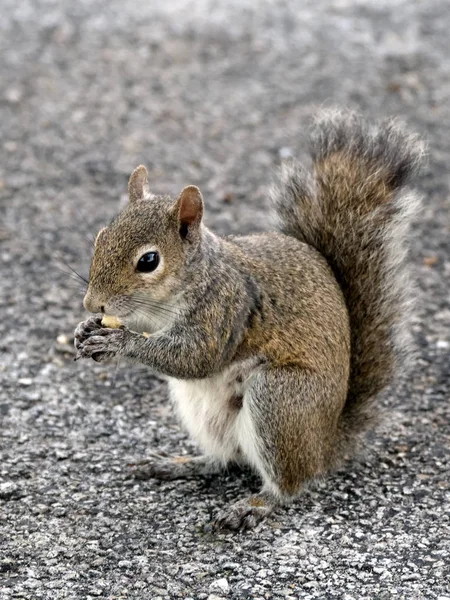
<box><xmin>1</xmin><ymin>0</ymin><xmax>449</xmax><ymax>598</ymax></box>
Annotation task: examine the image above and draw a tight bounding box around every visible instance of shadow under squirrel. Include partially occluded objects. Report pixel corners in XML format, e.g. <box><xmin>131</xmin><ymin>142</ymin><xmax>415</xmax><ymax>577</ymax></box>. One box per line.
<box><xmin>74</xmin><ymin>109</ymin><xmax>424</xmax><ymax>530</ymax></box>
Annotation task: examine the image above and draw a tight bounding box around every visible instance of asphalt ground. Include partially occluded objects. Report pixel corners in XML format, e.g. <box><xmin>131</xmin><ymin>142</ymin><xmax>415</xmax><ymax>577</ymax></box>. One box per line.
<box><xmin>0</xmin><ymin>0</ymin><xmax>449</xmax><ymax>598</ymax></box>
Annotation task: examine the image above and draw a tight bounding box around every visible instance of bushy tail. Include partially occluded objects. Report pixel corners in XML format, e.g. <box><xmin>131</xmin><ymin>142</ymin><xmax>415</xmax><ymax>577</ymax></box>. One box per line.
<box><xmin>273</xmin><ymin>109</ymin><xmax>425</xmax><ymax>448</ymax></box>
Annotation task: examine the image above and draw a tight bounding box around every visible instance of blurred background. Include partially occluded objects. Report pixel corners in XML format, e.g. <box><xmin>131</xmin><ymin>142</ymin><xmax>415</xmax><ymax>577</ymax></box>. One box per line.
<box><xmin>1</xmin><ymin>0</ymin><xmax>449</xmax><ymax>598</ymax></box>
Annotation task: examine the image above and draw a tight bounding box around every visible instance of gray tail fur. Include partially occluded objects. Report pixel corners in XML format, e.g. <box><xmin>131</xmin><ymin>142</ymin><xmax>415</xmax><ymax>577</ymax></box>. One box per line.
<box><xmin>272</xmin><ymin>109</ymin><xmax>425</xmax><ymax>451</ymax></box>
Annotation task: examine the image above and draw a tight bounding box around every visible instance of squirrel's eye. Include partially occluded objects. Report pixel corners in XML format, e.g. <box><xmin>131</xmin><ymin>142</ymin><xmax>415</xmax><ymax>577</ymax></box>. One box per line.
<box><xmin>136</xmin><ymin>251</ymin><xmax>160</xmax><ymax>273</ymax></box>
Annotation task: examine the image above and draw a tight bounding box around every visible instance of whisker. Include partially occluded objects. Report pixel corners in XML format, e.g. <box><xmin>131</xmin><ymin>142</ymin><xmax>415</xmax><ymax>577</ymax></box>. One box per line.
<box><xmin>54</xmin><ymin>265</ymin><xmax>88</xmax><ymax>290</ymax></box>
<box><xmin>128</xmin><ymin>305</ymin><xmax>162</xmax><ymax>332</ymax></box>
<box><xmin>81</xmin><ymin>231</ymin><xmax>96</xmax><ymax>249</ymax></box>
<box><xmin>63</xmin><ymin>282</ymin><xmax>87</xmax><ymax>294</ymax></box>
<box><xmin>53</xmin><ymin>251</ymin><xmax>89</xmax><ymax>284</ymax></box>
<box><xmin>134</xmin><ymin>305</ymin><xmax>164</xmax><ymax>328</ymax></box>
<box><xmin>130</xmin><ymin>297</ymin><xmax>183</xmax><ymax>318</ymax></box>
<box><xmin>131</xmin><ymin>293</ymin><xmax>181</xmax><ymax>308</ymax></box>
<box><xmin>54</xmin><ymin>188</ymin><xmax>98</xmax><ymax>247</ymax></box>
<box><xmin>119</xmin><ymin>297</ymin><xmax>161</xmax><ymax>327</ymax></box>
<box><xmin>131</xmin><ymin>304</ymin><xmax>182</xmax><ymax>321</ymax></box>
<box><xmin>130</xmin><ymin>301</ymin><xmax>182</xmax><ymax>322</ymax></box>
<box><xmin>74</xmin><ymin>204</ymin><xmax>98</xmax><ymax>247</ymax></box>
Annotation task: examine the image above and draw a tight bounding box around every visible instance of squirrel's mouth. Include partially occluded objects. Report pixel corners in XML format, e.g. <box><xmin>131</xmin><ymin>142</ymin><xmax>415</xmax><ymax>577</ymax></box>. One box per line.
<box><xmin>108</xmin><ymin>293</ymin><xmax>185</xmax><ymax>335</ymax></box>
<box><xmin>101</xmin><ymin>308</ymin><xmax>132</xmax><ymax>322</ymax></box>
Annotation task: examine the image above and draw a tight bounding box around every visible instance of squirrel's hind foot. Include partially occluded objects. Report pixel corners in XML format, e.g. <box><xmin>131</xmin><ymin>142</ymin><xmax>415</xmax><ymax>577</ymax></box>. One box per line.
<box><xmin>211</xmin><ymin>492</ymin><xmax>277</xmax><ymax>532</ymax></box>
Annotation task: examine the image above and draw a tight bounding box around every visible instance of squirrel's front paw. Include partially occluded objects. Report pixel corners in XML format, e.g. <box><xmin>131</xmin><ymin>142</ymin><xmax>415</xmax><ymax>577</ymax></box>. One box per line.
<box><xmin>74</xmin><ymin>326</ymin><xmax>128</xmax><ymax>362</ymax></box>
<box><xmin>74</xmin><ymin>316</ymin><xmax>103</xmax><ymax>347</ymax></box>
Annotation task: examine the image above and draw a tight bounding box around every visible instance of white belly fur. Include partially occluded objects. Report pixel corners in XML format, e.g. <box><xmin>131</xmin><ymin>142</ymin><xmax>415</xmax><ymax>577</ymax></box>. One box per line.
<box><xmin>168</xmin><ymin>358</ymin><xmax>262</xmax><ymax>464</ymax></box>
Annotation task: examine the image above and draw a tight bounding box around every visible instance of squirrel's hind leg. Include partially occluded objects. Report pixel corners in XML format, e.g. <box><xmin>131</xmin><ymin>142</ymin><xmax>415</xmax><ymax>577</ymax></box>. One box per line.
<box><xmin>129</xmin><ymin>453</ymin><xmax>223</xmax><ymax>481</ymax></box>
<box><xmin>212</xmin><ymin>366</ymin><xmax>345</xmax><ymax>530</ymax></box>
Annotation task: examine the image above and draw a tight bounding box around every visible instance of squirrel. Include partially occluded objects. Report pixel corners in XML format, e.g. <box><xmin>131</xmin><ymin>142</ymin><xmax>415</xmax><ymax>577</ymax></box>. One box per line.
<box><xmin>74</xmin><ymin>109</ymin><xmax>424</xmax><ymax>530</ymax></box>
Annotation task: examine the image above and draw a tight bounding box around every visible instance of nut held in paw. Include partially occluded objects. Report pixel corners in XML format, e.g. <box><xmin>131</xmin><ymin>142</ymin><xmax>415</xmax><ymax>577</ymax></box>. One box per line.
<box><xmin>101</xmin><ymin>315</ymin><xmax>122</xmax><ymax>328</ymax></box>
<box><xmin>101</xmin><ymin>314</ymin><xmax>150</xmax><ymax>337</ymax></box>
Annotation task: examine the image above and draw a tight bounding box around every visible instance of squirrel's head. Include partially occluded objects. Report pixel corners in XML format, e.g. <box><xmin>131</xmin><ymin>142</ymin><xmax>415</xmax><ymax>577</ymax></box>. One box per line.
<box><xmin>83</xmin><ymin>165</ymin><xmax>204</xmax><ymax>331</ymax></box>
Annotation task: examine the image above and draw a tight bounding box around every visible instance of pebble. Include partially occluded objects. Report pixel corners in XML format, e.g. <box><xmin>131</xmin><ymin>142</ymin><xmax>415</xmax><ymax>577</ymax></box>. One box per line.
<box><xmin>0</xmin><ymin>482</ymin><xmax>19</xmax><ymax>499</ymax></box>
<box><xmin>5</xmin><ymin>87</ymin><xmax>23</xmax><ymax>103</ymax></box>
<box><xmin>436</xmin><ymin>339</ymin><xmax>449</xmax><ymax>349</ymax></box>
<box><xmin>209</xmin><ymin>578</ymin><xmax>230</xmax><ymax>594</ymax></box>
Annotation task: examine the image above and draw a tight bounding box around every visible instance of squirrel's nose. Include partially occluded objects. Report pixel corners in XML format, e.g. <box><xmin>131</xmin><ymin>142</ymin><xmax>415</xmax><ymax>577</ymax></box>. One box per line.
<box><xmin>83</xmin><ymin>290</ymin><xmax>105</xmax><ymax>314</ymax></box>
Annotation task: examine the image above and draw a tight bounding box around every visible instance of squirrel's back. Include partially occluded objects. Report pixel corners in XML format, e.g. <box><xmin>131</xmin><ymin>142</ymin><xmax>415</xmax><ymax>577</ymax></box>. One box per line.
<box><xmin>272</xmin><ymin>109</ymin><xmax>425</xmax><ymax>455</ymax></box>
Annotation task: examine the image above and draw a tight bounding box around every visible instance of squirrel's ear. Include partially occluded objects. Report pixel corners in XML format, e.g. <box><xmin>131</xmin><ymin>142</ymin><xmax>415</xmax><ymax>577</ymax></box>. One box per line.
<box><xmin>128</xmin><ymin>165</ymin><xmax>149</xmax><ymax>203</ymax></box>
<box><xmin>175</xmin><ymin>185</ymin><xmax>203</xmax><ymax>236</ymax></box>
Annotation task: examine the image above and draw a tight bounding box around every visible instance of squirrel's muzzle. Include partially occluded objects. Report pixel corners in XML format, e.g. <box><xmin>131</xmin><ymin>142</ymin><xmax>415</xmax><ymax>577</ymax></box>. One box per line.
<box><xmin>83</xmin><ymin>289</ymin><xmax>106</xmax><ymax>314</ymax></box>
